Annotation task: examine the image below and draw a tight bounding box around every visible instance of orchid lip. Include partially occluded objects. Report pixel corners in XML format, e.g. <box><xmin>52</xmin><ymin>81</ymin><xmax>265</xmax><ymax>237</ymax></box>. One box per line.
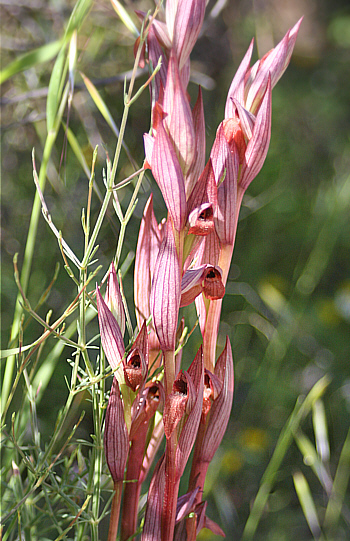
<box><xmin>188</xmin><ymin>203</ymin><xmax>215</xmax><ymax>236</ymax></box>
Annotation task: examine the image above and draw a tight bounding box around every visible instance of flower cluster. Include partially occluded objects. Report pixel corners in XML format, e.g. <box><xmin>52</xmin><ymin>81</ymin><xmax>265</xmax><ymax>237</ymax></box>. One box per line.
<box><xmin>96</xmin><ymin>2</ymin><xmax>301</xmax><ymax>539</ymax></box>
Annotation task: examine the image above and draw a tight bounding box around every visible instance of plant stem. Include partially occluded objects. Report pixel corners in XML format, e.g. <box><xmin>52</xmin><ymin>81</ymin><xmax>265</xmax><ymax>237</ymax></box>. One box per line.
<box><xmin>120</xmin><ymin>432</ymin><xmax>148</xmax><ymax>541</ymax></box>
<box><xmin>90</xmin><ymin>385</ymin><xmax>103</xmax><ymax>541</ymax></box>
<box><xmin>202</xmin><ymin>243</ymin><xmax>233</xmax><ymax>371</ymax></box>
<box><xmin>81</xmin><ymin>28</ymin><xmax>145</xmax><ymax>271</ymax></box>
<box><xmin>115</xmin><ymin>169</ymin><xmax>145</xmax><ymax>268</ymax></box>
<box><xmin>188</xmin><ymin>420</ymin><xmax>209</xmax><ymax>502</ymax></box>
<box><xmin>162</xmin><ymin>432</ymin><xmax>179</xmax><ymax>541</ymax></box>
<box><xmin>162</xmin><ymin>350</ymin><xmax>178</xmax><ymax>541</ymax></box>
<box><xmin>107</xmin><ymin>481</ymin><xmax>123</xmax><ymax>541</ymax></box>
<box><xmin>2</xmin><ymin>84</ymin><xmax>69</xmax><ymax>414</ymax></box>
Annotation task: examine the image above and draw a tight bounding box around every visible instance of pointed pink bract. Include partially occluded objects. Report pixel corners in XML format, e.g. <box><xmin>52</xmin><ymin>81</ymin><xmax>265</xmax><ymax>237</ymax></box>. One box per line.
<box><xmin>210</xmin><ymin>124</ymin><xmax>239</xmax><ymax>245</ymax></box>
<box><xmin>104</xmin><ymin>377</ymin><xmax>129</xmax><ymax>483</ymax></box>
<box><xmin>175</xmin><ymin>346</ymin><xmax>204</xmax><ymax>478</ymax></box>
<box><xmin>105</xmin><ymin>262</ymin><xmax>125</xmax><ymax>336</ymax></box>
<box><xmin>198</xmin><ymin>337</ymin><xmax>234</xmax><ymax>463</ymax></box>
<box><xmin>151</xmin><ymin>221</ymin><xmax>181</xmax><ymax>351</ymax></box>
<box><xmin>96</xmin><ymin>285</ymin><xmax>125</xmax><ymax>372</ymax></box>
<box><xmin>240</xmin><ymin>76</ymin><xmax>272</xmax><ymax>190</ymax></box>
<box><xmin>151</xmin><ymin>119</ymin><xmax>187</xmax><ymax>232</ymax></box>
<box><xmin>172</xmin><ymin>0</ymin><xmax>206</xmax><ymax>71</ymax></box>
<box><xmin>164</xmin><ymin>52</ymin><xmax>195</xmax><ymax>175</ymax></box>
<box><xmin>135</xmin><ymin>195</ymin><xmax>163</xmax><ymax>352</ymax></box>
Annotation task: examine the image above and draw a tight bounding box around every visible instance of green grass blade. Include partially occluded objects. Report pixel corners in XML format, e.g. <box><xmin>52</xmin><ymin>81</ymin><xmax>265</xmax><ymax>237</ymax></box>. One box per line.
<box><xmin>0</xmin><ymin>41</ymin><xmax>61</xmax><ymax>85</ymax></box>
<box><xmin>242</xmin><ymin>376</ymin><xmax>330</xmax><ymax>540</ymax></box>
<box><xmin>64</xmin><ymin>0</ymin><xmax>93</xmax><ymax>38</ymax></box>
<box><xmin>324</xmin><ymin>427</ymin><xmax>350</xmax><ymax>530</ymax></box>
<box><xmin>80</xmin><ymin>72</ymin><xmax>120</xmax><ymax>137</ymax></box>
<box><xmin>2</xmin><ymin>84</ymin><xmax>69</xmax><ymax>415</ymax></box>
<box><xmin>110</xmin><ymin>0</ymin><xmax>139</xmax><ymax>37</ymax></box>
<box><xmin>293</xmin><ymin>471</ymin><xmax>325</xmax><ymax>540</ymax></box>
<box><xmin>313</xmin><ymin>399</ymin><xmax>330</xmax><ymax>463</ymax></box>
<box><xmin>294</xmin><ymin>429</ymin><xmax>333</xmax><ymax>495</ymax></box>
<box><xmin>62</xmin><ymin>121</ymin><xmax>91</xmax><ymax>179</ymax></box>
<box><xmin>47</xmin><ymin>0</ymin><xmax>91</xmax><ymax>134</ymax></box>
<box><xmin>61</xmin><ymin>121</ymin><xmax>103</xmax><ymax>204</ymax></box>
<box><xmin>1</xmin><ymin>343</ymin><xmax>43</xmax><ymax>359</ymax></box>
<box><xmin>80</xmin><ymin>71</ymin><xmax>138</xmax><ymax>172</ymax></box>
<box><xmin>47</xmin><ymin>46</ymin><xmax>67</xmax><ymax>134</ymax></box>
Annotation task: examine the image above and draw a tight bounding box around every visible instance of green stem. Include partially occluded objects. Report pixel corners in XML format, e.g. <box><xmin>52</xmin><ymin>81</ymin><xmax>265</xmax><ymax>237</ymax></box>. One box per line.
<box><xmin>90</xmin><ymin>385</ymin><xmax>103</xmax><ymax>541</ymax></box>
<box><xmin>2</xmin><ymin>84</ymin><xmax>69</xmax><ymax>415</ymax></box>
<box><xmin>36</xmin><ymin>350</ymin><xmax>81</xmax><ymax>470</ymax></box>
<box><xmin>81</xmin><ymin>34</ymin><xmax>144</xmax><ymax>270</ymax></box>
<box><xmin>115</xmin><ymin>169</ymin><xmax>145</xmax><ymax>268</ymax></box>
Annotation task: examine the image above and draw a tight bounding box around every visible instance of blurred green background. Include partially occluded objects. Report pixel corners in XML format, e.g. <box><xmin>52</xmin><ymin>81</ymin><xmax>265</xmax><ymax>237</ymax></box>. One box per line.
<box><xmin>1</xmin><ymin>0</ymin><xmax>350</xmax><ymax>539</ymax></box>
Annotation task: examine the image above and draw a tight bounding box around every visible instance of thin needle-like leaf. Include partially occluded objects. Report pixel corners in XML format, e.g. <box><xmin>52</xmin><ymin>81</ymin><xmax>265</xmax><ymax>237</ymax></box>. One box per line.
<box><xmin>46</xmin><ymin>45</ymin><xmax>67</xmax><ymax>133</ymax></box>
<box><xmin>312</xmin><ymin>399</ymin><xmax>330</xmax><ymax>463</ymax></box>
<box><xmin>110</xmin><ymin>0</ymin><xmax>139</xmax><ymax>37</ymax></box>
<box><xmin>80</xmin><ymin>72</ymin><xmax>121</xmax><ymax>137</ymax></box>
<box><xmin>324</xmin><ymin>427</ymin><xmax>350</xmax><ymax>529</ymax></box>
<box><xmin>294</xmin><ymin>429</ymin><xmax>333</xmax><ymax>496</ymax></box>
<box><xmin>293</xmin><ymin>471</ymin><xmax>325</xmax><ymax>541</ymax></box>
<box><xmin>80</xmin><ymin>71</ymin><xmax>138</xmax><ymax>169</ymax></box>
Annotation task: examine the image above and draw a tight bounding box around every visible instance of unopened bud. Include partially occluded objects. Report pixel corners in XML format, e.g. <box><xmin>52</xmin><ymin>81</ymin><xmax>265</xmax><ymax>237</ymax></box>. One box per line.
<box><xmin>223</xmin><ymin>117</ymin><xmax>246</xmax><ymax>164</ymax></box>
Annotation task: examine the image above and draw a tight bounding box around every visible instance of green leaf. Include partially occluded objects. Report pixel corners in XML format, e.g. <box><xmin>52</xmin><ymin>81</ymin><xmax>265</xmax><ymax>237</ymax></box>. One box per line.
<box><xmin>0</xmin><ymin>41</ymin><xmax>61</xmax><ymax>85</ymax></box>
<box><xmin>80</xmin><ymin>72</ymin><xmax>120</xmax><ymax>137</ymax></box>
<box><xmin>0</xmin><ymin>344</ymin><xmax>33</xmax><ymax>358</ymax></box>
<box><xmin>312</xmin><ymin>399</ymin><xmax>330</xmax><ymax>463</ymax></box>
<box><xmin>294</xmin><ymin>429</ymin><xmax>333</xmax><ymax>495</ymax></box>
<box><xmin>80</xmin><ymin>71</ymin><xmax>137</xmax><ymax>169</ymax></box>
<box><xmin>62</xmin><ymin>121</ymin><xmax>103</xmax><ymax>203</ymax></box>
<box><xmin>293</xmin><ymin>471</ymin><xmax>325</xmax><ymax>541</ymax></box>
<box><xmin>242</xmin><ymin>376</ymin><xmax>330</xmax><ymax>540</ymax></box>
<box><xmin>47</xmin><ymin>45</ymin><xmax>67</xmax><ymax>133</ymax></box>
<box><xmin>110</xmin><ymin>0</ymin><xmax>139</xmax><ymax>37</ymax></box>
<box><xmin>64</xmin><ymin>0</ymin><xmax>93</xmax><ymax>39</ymax></box>
<box><xmin>62</xmin><ymin>120</ymin><xmax>90</xmax><ymax>180</ymax></box>
<box><xmin>324</xmin><ymin>427</ymin><xmax>350</xmax><ymax>529</ymax></box>
<box><xmin>47</xmin><ymin>0</ymin><xmax>89</xmax><ymax>134</ymax></box>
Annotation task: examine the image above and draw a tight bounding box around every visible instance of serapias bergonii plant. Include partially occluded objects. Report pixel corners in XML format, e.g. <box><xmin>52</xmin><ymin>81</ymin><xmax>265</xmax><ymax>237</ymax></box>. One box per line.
<box><xmin>96</xmin><ymin>1</ymin><xmax>302</xmax><ymax>539</ymax></box>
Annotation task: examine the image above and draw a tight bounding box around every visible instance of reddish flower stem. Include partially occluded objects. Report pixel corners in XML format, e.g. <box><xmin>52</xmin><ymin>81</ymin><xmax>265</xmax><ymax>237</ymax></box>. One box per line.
<box><xmin>163</xmin><ymin>350</ymin><xmax>176</xmax><ymax>396</ymax></box>
<box><xmin>202</xmin><ymin>243</ymin><xmax>233</xmax><ymax>371</ymax></box>
<box><xmin>202</xmin><ymin>187</ymin><xmax>244</xmax><ymax>371</ymax></box>
<box><xmin>186</xmin><ymin>514</ymin><xmax>198</xmax><ymax>541</ymax></box>
<box><xmin>188</xmin><ymin>420</ymin><xmax>210</xmax><ymax>500</ymax></box>
<box><xmin>162</xmin><ymin>349</ymin><xmax>179</xmax><ymax>541</ymax></box>
<box><xmin>162</xmin><ymin>431</ymin><xmax>179</xmax><ymax>541</ymax></box>
<box><xmin>107</xmin><ymin>480</ymin><xmax>123</xmax><ymax>541</ymax></box>
<box><xmin>120</xmin><ymin>431</ymin><xmax>148</xmax><ymax>541</ymax></box>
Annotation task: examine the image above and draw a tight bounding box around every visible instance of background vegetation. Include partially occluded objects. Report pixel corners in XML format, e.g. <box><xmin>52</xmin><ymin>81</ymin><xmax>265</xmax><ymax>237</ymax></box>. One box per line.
<box><xmin>1</xmin><ymin>0</ymin><xmax>350</xmax><ymax>539</ymax></box>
